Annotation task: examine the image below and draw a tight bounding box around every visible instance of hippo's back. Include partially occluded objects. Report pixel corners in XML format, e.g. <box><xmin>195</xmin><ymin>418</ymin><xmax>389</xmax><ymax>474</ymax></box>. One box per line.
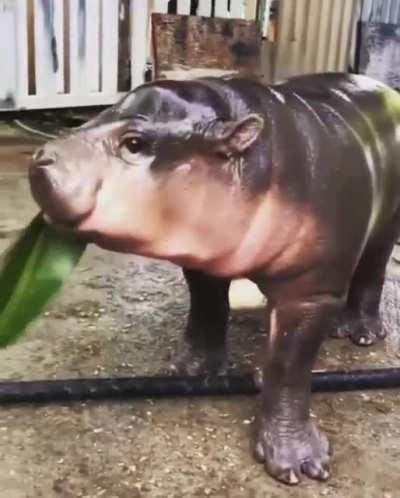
<box><xmin>202</xmin><ymin>73</ymin><xmax>400</xmax><ymax>243</ymax></box>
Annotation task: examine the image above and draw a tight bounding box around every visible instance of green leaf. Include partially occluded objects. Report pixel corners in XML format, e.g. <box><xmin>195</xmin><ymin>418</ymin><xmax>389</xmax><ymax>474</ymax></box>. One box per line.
<box><xmin>0</xmin><ymin>214</ymin><xmax>86</xmax><ymax>347</ymax></box>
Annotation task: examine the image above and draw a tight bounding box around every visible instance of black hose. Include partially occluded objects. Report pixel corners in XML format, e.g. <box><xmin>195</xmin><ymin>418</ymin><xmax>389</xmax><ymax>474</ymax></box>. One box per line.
<box><xmin>0</xmin><ymin>368</ymin><xmax>399</xmax><ymax>405</ymax></box>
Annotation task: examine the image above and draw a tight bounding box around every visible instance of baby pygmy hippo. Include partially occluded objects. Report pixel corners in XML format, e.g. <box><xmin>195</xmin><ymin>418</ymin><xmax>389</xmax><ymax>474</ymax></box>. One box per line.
<box><xmin>29</xmin><ymin>73</ymin><xmax>400</xmax><ymax>484</ymax></box>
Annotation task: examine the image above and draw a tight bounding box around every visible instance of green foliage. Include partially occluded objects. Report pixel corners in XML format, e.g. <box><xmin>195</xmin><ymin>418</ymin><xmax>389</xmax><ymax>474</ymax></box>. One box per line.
<box><xmin>0</xmin><ymin>215</ymin><xmax>86</xmax><ymax>347</ymax></box>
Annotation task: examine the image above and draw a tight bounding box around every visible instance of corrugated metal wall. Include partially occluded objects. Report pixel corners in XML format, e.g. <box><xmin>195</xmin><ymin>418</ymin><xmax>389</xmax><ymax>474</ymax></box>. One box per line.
<box><xmin>361</xmin><ymin>0</ymin><xmax>400</xmax><ymax>23</ymax></box>
<box><xmin>264</xmin><ymin>0</ymin><xmax>361</xmax><ymax>82</ymax></box>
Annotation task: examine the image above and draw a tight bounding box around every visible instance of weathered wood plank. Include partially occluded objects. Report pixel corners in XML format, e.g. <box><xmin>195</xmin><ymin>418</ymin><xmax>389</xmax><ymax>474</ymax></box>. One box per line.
<box><xmin>151</xmin><ymin>13</ymin><xmax>262</xmax><ymax>80</ymax></box>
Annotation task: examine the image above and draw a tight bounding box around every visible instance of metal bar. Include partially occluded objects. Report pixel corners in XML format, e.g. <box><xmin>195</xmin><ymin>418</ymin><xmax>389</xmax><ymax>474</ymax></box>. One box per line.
<box><xmin>0</xmin><ymin>368</ymin><xmax>399</xmax><ymax>405</ymax></box>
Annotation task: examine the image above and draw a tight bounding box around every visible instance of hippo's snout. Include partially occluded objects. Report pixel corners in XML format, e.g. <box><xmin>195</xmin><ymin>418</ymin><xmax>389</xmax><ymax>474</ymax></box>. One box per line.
<box><xmin>29</xmin><ymin>145</ymin><xmax>100</xmax><ymax>226</ymax></box>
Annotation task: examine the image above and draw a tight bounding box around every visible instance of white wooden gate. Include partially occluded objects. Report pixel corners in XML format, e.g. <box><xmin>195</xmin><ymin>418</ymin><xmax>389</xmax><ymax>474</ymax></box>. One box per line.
<box><xmin>0</xmin><ymin>0</ymin><xmax>250</xmax><ymax>111</ymax></box>
<box><xmin>0</xmin><ymin>0</ymin><xmax>361</xmax><ymax>112</ymax></box>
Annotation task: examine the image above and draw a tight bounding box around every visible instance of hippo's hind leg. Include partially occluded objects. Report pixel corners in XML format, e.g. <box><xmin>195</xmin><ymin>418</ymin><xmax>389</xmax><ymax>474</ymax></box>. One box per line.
<box><xmin>331</xmin><ymin>219</ymin><xmax>400</xmax><ymax>346</ymax></box>
<box><xmin>169</xmin><ymin>269</ymin><xmax>231</xmax><ymax>375</ymax></box>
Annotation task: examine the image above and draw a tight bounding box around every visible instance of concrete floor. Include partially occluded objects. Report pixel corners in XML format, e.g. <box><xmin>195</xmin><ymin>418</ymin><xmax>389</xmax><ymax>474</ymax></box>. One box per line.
<box><xmin>0</xmin><ymin>123</ymin><xmax>400</xmax><ymax>497</ymax></box>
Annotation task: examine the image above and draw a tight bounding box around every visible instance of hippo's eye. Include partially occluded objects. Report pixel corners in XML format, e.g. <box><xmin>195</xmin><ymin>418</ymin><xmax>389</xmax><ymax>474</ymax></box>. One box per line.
<box><xmin>121</xmin><ymin>136</ymin><xmax>143</xmax><ymax>155</ymax></box>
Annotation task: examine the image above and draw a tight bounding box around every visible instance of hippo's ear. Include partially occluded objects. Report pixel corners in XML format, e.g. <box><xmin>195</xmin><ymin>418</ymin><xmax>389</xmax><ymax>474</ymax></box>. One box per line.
<box><xmin>219</xmin><ymin>114</ymin><xmax>264</xmax><ymax>153</ymax></box>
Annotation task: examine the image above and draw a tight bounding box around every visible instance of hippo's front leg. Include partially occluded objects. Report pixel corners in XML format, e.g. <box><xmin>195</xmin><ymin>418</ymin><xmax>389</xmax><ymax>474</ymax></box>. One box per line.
<box><xmin>255</xmin><ymin>293</ymin><xmax>342</xmax><ymax>484</ymax></box>
<box><xmin>170</xmin><ymin>269</ymin><xmax>231</xmax><ymax>375</ymax></box>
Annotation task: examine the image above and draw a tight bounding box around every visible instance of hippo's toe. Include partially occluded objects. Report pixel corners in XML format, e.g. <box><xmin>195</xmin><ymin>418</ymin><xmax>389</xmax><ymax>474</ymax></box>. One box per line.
<box><xmin>168</xmin><ymin>340</ymin><xmax>227</xmax><ymax>376</ymax></box>
<box><xmin>253</xmin><ymin>417</ymin><xmax>331</xmax><ymax>485</ymax></box>
<box><xmin>330</xmin><ymin>313</ymin><xmax>386</xmax><ymax>346</ymax></box>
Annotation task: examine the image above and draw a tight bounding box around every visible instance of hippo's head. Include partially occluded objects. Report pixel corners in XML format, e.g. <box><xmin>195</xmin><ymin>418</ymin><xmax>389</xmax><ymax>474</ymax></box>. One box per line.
<box><xmin>29</xmin><ymin>80</ymin><xmax>265</xmax><ymax>273</ymax></box>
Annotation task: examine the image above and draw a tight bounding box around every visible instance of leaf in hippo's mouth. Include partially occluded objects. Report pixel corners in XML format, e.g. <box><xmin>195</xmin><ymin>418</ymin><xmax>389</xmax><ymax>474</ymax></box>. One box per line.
<box><xmin>0</xmin><ymin>213</ymin><xmax>87</xmax><ymax>347</ymax></box>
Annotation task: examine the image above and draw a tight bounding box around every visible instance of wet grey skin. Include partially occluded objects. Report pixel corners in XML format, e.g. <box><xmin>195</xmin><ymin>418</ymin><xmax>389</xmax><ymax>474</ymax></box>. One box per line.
<box><xmin>29</xmin><ymin>73</ymin><xmax>400</xmax><ymax>485</ymax></box>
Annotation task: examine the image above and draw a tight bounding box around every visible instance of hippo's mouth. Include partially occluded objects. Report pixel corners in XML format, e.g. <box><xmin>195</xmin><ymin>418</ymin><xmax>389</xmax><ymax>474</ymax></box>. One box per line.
<box><xmin>40</xmin><ymin>195</ymin><xmax>101</xmax><ymax>243</ymax></box>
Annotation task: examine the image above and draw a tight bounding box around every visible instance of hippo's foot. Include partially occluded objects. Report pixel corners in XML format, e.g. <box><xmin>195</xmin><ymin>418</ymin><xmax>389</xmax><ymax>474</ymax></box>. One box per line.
<box><xmin>254</xmin><ymin>418</ymin><xmax>330</xmax><ymax>485</ymax></box>
<box><xmin>169</xmin><ymin>340</ymin><xmax>227</xmax><ymax>376</ymax></box>
<box><xmin>330</xmin><ymin>314</ymin><xmax>386</xmax><ymax>346</ymax></box>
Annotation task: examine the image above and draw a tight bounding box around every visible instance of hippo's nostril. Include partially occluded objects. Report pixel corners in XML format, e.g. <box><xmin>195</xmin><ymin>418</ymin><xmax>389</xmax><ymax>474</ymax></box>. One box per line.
<box><xmin>35</xmin><ymin>157</ymin><xmax>55</xmax><ymax>167</ymax></box>
<box><xmin>32</xmin><ymin>148</ymin><xmax>57</xmax><ymax>167</ymax></box>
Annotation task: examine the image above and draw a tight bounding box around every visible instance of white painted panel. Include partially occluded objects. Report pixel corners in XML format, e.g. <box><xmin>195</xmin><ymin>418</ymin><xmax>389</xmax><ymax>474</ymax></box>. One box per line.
<box><xmin>16</xmin><ymin>91</ymin><xmax>127</xmax><ymax>110</ymax></box>
<box><xmin>15</xmin><ymin>0</ymin><xmax>29</xmax><ymax>102</ymax></box>
<box><xmin>131</xmin><ymin>0</ymin><xmax>148</xmax><ymax>89</ymax></box>
<box><xmin>101</xmin><ymin>0</ymin><xmax>119</xmax><ymax>94</ymax></box>
<box><xmin>0</xmin><ymin>0</ymin><xmax>17</xmax><ymax>104</ymax></box>
<box><xmin>69</xmin><ymin>0</ymin><xmax>85</xmax><ymax>95</ymax></box>
<box><xmin>229</xmin><ymin>0</ymin><xmax>245</xmax><ymax>19</ymax></box>
<box><xmin>53</xmin><ymin>1</ymin><xmax>64</xmax><ymax>93</ymax></box>
<box><xmin>197</xmin><ymin>0</ymin><xmax>212</xmax><ymax>16</ymax></box>
<box><xmin>215</xmin><ymin>1</ymin><xmax>230</xmax><ymax>18</ymax></box>
<box><xmin>153</xmin><ymin>0</ymin><xmax>168</xmax><ymax>13</ymax></box>
<box><xmin>177</xmin><ymin>0</ymin><xmax>191</xmax><ymax>15</ymax></box>
<box><xmin>34</xmin><ymin>0</ymin><xmax>63</xmax><ymax>96</ymax></box>
<box><xmin>85</xmin><ymin>0</ymin><xmax>100</xmax><ymax>92</ymax></box>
